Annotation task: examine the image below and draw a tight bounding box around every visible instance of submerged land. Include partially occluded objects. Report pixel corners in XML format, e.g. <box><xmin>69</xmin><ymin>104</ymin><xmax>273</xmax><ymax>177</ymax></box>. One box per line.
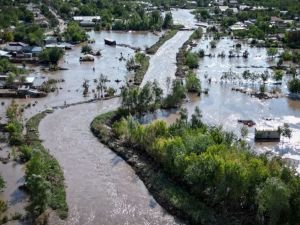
<box><xmin>0</xmin><ymin>0</ymin><xmax>300</xmax><ymax>224</ymax></box>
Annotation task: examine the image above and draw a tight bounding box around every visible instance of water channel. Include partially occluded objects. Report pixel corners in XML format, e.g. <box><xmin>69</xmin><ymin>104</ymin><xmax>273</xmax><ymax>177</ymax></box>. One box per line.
<box><xmin>1</xmin><ymin>7</ymin><xmax>300</xmax><ymax>224</ymax></box>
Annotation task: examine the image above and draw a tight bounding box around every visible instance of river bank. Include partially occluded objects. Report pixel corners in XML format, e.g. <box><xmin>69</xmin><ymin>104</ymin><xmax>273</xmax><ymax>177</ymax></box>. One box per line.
<box><xmin>90</xmin><ymin>112</ymin><xmax>221</xmax><ymax>225</ymax></box>
<box><xmin>39</xmin><ymin>98</ymin><xmax>181</xmax><ymax>225</ymax></box>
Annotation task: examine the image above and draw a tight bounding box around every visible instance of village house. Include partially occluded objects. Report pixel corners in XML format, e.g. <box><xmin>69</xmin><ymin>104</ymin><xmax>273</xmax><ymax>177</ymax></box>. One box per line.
<box><xmin>73</xmin><ymin>16</ymin><xmax>101</xmax><ymax>27</ymax></box>
<box><xmin>218</xmin><ymin>5</ymin><xmax>229</xmax><ymax>13</ymax></box>
<box><xmin>270</xmin><ymin>16</ymin><xmax>290</xmax><ymax>29</ymax></box>
<box><xmin>44</xmin><ymin>36</ymin><xmax>58</xmax><ymax>45</ymax></box>
<box><xmin>228</xmin><ymin>0</ymin><xmax>238</xmax><ymax>7</ymax></box>
<box><xmin>4</xmin><ymin>42</ymin><xmax>28</xmax><ymax>53</ymax></box>
<box><xmin>23</xmin><ymin>46</ymin><xmax>43</xmax><ymax>57</ymax></box>
<box><xmin>214</xmin><ymin>0</ymin><xmax>225</xmax><ymax>6</ymax></box>
<box><xmin>0</xmin><ymin>50</ymin><xmax>10</xmax><ymax>59</ymax></box>
<box><xmin>255</xmin><ymin>126</ymin><xmax>281</xmax><ymax>142</ymax></box>
<box><xmin>239</xmin><ymin>5</ymin><xmax>251</xmax><ymax>11</ymax></box>
<box><xmin>230</xmin><ymin>22</ymin><xmax>247</xmax><ymax>31</ymax></box>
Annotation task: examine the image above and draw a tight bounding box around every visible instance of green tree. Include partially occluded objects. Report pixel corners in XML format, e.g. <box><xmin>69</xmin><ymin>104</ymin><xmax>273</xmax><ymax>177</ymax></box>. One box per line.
<box><xmin>162</xmin><ymin>12</ymin><xmax>173</xmax><ymax>29</ymax></box>
<box><xmin>273</xmin><ymin>70</ymin><xmax>284</xmax><ymax>82</ymax></box>
<box><xmin>267</xmin><ymin>48</ymin><xmax>278</xmax><ymax>59</ymax></box>
<box><xmin>288</xmin><ymin>78</ymin><xmax>300</xmax><ymax>94</ymax></box>
<box><xmin>81</xmin><ymin>45</ymin><xmax>93</xmax><ymax>54</ymax></box>
<box><xmin>3</xmin><ymin>31</ymin><xmax>13</xmax><ymax>42</ymax></box>
<box><xmin>0</xmin><ymin>175</ymin><xmax>4</xmax><ymax>191</ymax></box>
<box><xmin>186</xmin><ymin>71</ymin><xmax>201</xmax><ymax>93</ymax></box>
<box><xmin>257</xmin><ymin>177</ymin><xmax>291</xmax><ymax>225</ymax></box>
<box><xmin>39</xmin><ymin>48</ymin><xmax>64</xmax><ymax>65</ymax></box>
<box><xmin>185</xmin><ymin>52</ymin><xmax>199</xmax><ymax>69</ymax></box>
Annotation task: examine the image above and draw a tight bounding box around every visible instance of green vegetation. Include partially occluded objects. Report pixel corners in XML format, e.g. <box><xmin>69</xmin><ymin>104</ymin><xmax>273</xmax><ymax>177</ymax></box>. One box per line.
<box><xmin>288</xmin><ymin>78</ymin><xmax>300</xmax><ymax>94</ymax></box>
<box><xmin>44</xmin><ymin>0</ymin><xmax>178</xmax><ymax>31</ymax></box>
<box><xmin>64</xmin><ymin>22</ymin><xmax>88</xmax><ymax>43</ymax></box>
<box><xmin>146</xmin><ymin>29</ymin><xmax>178</xmax><ymax>54</ymax></box>
<box><xmin>239</xmin><ymin>0</ymin><xmax>300</xmax><ymax>14</ymax></box>
<box><xmin>176</xmin><ymin>28</ymin><xmax>203</xmax><ymax>77</ymax></box>
<box><xmin>267</xmin><ymin>47</ymin><xmax>278</xmax><ymax>59</ymax></box>
<box><xmin>25</xmin><ymin>112</ymin><xmax>68</xmax><ymax>220</ymax></box>
<box><xmin>5</xmin><ymin>101</ymin><xmax>24</xmax><ymax>146</ymax></box>
<box><xmin>286</xmin><ymin>30</ymin><xmax>300</xmax><ymax>48</ymax></box>
<box><xmin>81</xmin><ymin>45</ymin><xmax>93</xmax><ymax>54</ymax></box>
<box><xmin>163</xmin><ymin>80</ymin><xmax>186</xmax><ymax>108</ymax></box>
<box><xmin>132</xmin><ymin>53</ymin><xmax>150</xmax><ymax>85</ymax></box>
<box><xmin>280</xmin><ymin>50</ymin><xmax>300</xmax><ymax>64</ymax></box>
<box><xmin>185</xmin><ymin>51</ymin><xmax>199</xmax><ymax>69</ymax></box>
<box><xmin>39</xmin><ymin>47</ymin><xmax>64</xmax><ymax>65</ymax></box>
<box><xmin>120</xmin><ymin>81</ymin><xmax>163</xmax><ymax>115</ymax></box>
<box><xmin>0</xmin><ymin>4</ymin><xmax>33</xmax><ymax>29</ymax></box>
<box><xmin>14</xmin><ymin>24</ymin><xmax>44</xmax><ymax>46</ymax></box>
<box><xmin>0</xmin><ymin>59</ymin><xmax>26</xmax><ymax>75</ymax></box>
<box><xmin>0</xmin><ymin>176</ymin><xmax>4</xmax><ymax>191</ymax></box>
<box><xmin>102</xmin><ymin>107</ymin><xmax>300</xmax><ymax>225</ymax></box>
<box><xmin>186</xmin><ymin>71</ymin><xmax>201</xmax><ymax>93</ymax></box>
<box><xmin>4</xmin><ymin>102</ymin><xmax>67</xmax><ymax>221</ymax></box>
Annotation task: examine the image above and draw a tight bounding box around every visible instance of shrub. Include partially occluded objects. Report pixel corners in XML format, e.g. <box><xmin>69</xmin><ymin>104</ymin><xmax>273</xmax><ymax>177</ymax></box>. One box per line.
<box><xmin>185</xmin><ymin>51</ymin><xmax>199</xmax><ymax>69</ymax></box>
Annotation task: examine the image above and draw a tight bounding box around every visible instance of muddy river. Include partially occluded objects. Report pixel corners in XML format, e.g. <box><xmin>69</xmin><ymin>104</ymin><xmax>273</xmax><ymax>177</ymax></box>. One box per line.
<box><xmin>1</xmin><ymin>7</ymin><xmax>300</xmax><ymax>225</ymax></box>
<box><xmin>39</xmin><ymin>98</ymin><xmax>181</xmax><ymax>225</ymax></box>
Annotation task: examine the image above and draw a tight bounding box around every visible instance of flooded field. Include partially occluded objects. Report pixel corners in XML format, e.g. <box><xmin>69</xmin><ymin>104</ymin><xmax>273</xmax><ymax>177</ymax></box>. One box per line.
<box><xmin>0</xmin><ymin>143</ymin><xmax>28</xmax><ymax>223</ymax></box>
<box><xmin>1</xmin><ymin>7</ymin><xmax>300</xmax><ymax>225</ymax></box>
<box><xmin>39</xmin><ymin>99</ymin><xmax>181</xmax><ymax>225</ymax></box>
<box><xmin>0</xmin><ymin>31</ymin><xmax>159</xmax><ymax>120</ymax></box>
<box><xmin>1</xmin><ymin>9</ymin><xmax>194</xmax><ymax>223</ymax></box>
<box><xmin>181</xmin><ymin>36</ymin><xmax>300</xmax><ymax>171</ymax></box>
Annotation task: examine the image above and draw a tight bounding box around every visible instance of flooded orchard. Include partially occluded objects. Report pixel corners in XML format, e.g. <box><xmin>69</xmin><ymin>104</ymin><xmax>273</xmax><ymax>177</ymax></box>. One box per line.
<box><xmin>39</xmin><ymin>99</ymin><xmax>181</xmax><ymax>225</ymax></box>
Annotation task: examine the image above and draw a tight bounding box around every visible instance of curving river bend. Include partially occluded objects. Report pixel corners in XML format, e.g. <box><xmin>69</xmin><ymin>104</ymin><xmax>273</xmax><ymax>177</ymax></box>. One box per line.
<box><xmin>39</xmin><ymin>99</ymin><xmax>182</xmax><ymax>225</ymax></box>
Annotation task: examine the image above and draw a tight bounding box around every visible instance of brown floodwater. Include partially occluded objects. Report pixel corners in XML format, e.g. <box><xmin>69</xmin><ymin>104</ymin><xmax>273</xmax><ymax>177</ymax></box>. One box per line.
<box><xmin>0</xmin><ymin>10</ymin><xmax>194</xmax><ymax>223</ymax></box>
<box><xmin>0</xmin><ymin>143</ymin><xmax>28</xmax><ymax>224</ymax></box>
<box><xmin>0</xmin><ymin>31</ymin><xmax>160</xmax><ymax>121</ymax></box>
<box><xmin>39</xmin><ymin>98</ymin><xmax>182</xmax><ymax>225</ymax></box>
<box><xmin>1</xmin><ymin>8</ymin><xmax>299</xmax><ymax>225</ymax></box>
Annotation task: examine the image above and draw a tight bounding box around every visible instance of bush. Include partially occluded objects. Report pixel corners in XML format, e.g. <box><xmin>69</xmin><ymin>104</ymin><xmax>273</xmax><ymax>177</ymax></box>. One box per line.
<box><xmin>288</xmin><ymin>78</ymin><xmax>300</xmax><ymax>94</ymax></box>
<box><xmin>20</xmin><ymin>145</ymin><xmax>33</xmax><ymax>162</ymax></box>
<box><xmin>163</xmin><ymin>80</ymin><xmax>186</xmax><ymax>108</ymax></box>
<box><xmin>81</xmin><ymin>45</ymin><xmax>93</xmax><ymax>54</ymax></box>
<box><xmin>39</xmin><ymin>47</ymin><xmax>64</xmax><ymax>65</ymax></box>
<box><xmin>185</xmin><ymin>51</ymin><xmax>199</xmax><ymax>69</ymax></box>
<box><xmin>186</xmin><ymin>71</ymin><xmax>201</xmax><ymax>93</ymax></box>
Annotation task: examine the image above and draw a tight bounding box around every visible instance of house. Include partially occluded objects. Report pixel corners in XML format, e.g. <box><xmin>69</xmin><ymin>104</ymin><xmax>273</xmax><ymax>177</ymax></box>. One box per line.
<box><xmin>23</xmin><ymin>46</ymin><xmax>43</xmax><ymax>57</ymax></box>
<box><xmin>230</xmin><ymin>8</ymin><xmax>239</xmax><ymax>14</ymax></box>
<box><xmin>79</xmin><ymin>21</ymin><xmax>96</xmax><ymax>27</ymax></box>
<box><xmin>244</xmin><ymin>20</ymin><xmax>255</xmax><ymax>27</ymax></box>
<box><xmin>230</xmin><ymin>22</ymin><xmax>247</xmax><ymax>31</ymax></box>
<box><xmin>270</xmin><ymin>16</ymin><xmax>289</xmax><ymax>29</ymax></box>
<box><xmin>73</xmin><ymin>16</ymin><xmax>101</xmax><ymax>22</ymax></box>
<box><xmin>228</xmin><ymin>0</ymin><xmax>238</xmax><ymax>7</ymax></box>
<box><xmin>255</xmin><ymin>126</ymin><xmax>280</xmax><ymax>142</ymax></box>
<box><xmin>218</xmin><ymin>6</ymin><xmax>229</xmax><ymax>13</ymax></box>
<box><xmin>4</xmin><ymin>42</ymin><xmax>28</xmax><ymax>53</ymax></box>
<box><xmin>214</xmin><ymin>0</ymin><xmax>224</xmax><ymax>5</ymax></box>
<box><xmin>73</xmin><ymin>16</ymin><xmax>101</xmax><ymax>27</ymax></box>
<box><xmin>0</xmin><ymin>50</ymin><xmax>10</xmax><ymax>59</ymax></box>
<box><xmin>44</xmin><ymin>36</ymin><xmax>58</xmax><ymax>45</ymax></box>
<box><xmin>239</xmin><ymin>5</ymin><xmax>251</xmax><ymax>11</ymax></box>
